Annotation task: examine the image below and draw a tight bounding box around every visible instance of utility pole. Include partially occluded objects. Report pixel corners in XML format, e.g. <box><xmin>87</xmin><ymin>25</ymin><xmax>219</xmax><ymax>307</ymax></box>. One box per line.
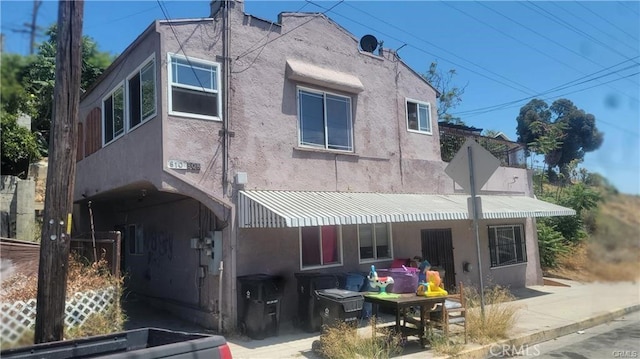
<box><xmin>34</xmin><ymin>0</ymin><xmax>84</xmax><ymax>344</ymax></box>
<box><xmin>29</xmin><ymin>0</ymin><xmax>43</xmax><ymax>55</ymax></box>
<box><xmin>10</xmin><ymin>0</ymin><xmax>43</xmax><ymax>54</ymax></box>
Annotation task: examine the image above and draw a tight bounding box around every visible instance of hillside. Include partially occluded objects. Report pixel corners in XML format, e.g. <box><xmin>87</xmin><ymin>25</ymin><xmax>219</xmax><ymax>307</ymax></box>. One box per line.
<box><xmin>546</xmin><ymin>192</ymin><xmax>640</xmax><ymax>282</ymax></box>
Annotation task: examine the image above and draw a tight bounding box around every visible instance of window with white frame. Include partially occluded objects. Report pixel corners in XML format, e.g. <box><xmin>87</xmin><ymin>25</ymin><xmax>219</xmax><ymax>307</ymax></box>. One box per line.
<box><xmin>300</xmin><ymin>225</ymin><xmax>342</xmax><ymax>268</ymax></box>
<box><xmin>358</xmin><ymin>223</ymin><xmax>392</xmax><ymax>262</ymax></box>
<box><xmin>127</xmin><ymin>224</ymin><xmax>144</xmax><ymax>255</ymax></box>
<box><xmin>406</xmin><ymin>99</ymin><xmax>431</xmax><ymax>134</ymax></box>
<box><xmin>298</xmin><ymin>88</ymin><xmax>353</xmax><ymax>151</ymax></box>
<box><xmin>488</xmin><ymin>224</ymin><xmax>526</xmax><ymax>267</ymax></box>
<box><xmin>103</xmin><ymin>83</ymin><xmax>125</xmax><ymax>144</ymax></box>
<box><xmin>128</xmin><ymin>58</ymin><xmax>156</xmax><ymax>129</ymax></box>
<box><xmin>168</xmin><ymin>53</ymin><xmax>221</xmax><ymax>120</ymax></box>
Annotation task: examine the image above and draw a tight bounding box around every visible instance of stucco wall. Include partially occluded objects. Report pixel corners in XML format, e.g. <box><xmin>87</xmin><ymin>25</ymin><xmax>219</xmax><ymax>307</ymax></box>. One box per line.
<box><xmin>75</xmin><ymin>27</ymin><xmax>163</xmax><ymax>200</ymax></box>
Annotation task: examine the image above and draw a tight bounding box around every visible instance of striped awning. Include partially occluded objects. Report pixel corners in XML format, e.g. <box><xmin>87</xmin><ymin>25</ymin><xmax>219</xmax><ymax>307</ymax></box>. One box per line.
<box><xmin>238</xmin><ymin>190</ymin><xmax>576</xmax><ymax>228</ymax></box>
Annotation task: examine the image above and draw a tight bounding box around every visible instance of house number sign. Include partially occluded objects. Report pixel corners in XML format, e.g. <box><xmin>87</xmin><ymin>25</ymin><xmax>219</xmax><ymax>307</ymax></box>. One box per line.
<box><xmin>167</xmin><ymin>160</ymin><xmax>201</xmax><ymax>171</ymax></box>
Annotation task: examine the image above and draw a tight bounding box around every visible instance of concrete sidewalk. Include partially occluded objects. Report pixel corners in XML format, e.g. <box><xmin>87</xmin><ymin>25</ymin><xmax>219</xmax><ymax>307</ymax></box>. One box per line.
<box><xmin>226</xmin><ymin>279</ymin><xmax>640</xmax><ymax>359</ymax></box>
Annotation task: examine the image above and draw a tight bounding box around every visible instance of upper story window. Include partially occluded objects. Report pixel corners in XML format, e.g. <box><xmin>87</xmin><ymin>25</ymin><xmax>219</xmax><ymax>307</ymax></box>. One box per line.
<box><xmin>358</xmin><ymin>223</ymin><xmax>393</xmax><ymax>262</ymax></box>
<box><xmin>488</xmin><ymin>224</ymin><xmax>526</xmax><ymax>267</ymax></box>
<box><xmin>300</xmin><ymin>225</ymin><xmax>343</xmax><ymax>269</ymax></box>
<box><xmin>298</xmin><ymin>88</ymin><xmax>353</xmax><ymax>152</ymax></box>
<box><xmin>406</xmin><ymin>99</ymin><xmax>432</xmax><ymax>134</ymax></box>
<box><xmin>168</xmin><ymin>53</ymin><xmax>221</xmax><ymax>121</ymax></box>
<box><xmin>128</xmin><ymin>57</ymin><xmax>156</xmax><ymax>129</ymax></box>
<box><xmin>102</xmin><ymin>83</ymin><xmax>125</xmax><ymax>145</ymax></box>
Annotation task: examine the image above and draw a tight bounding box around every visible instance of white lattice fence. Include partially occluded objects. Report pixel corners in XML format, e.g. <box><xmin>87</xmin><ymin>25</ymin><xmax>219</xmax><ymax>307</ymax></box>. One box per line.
<box><xmin>1</xmin><ymin>287</ymin><xmax>116</xmax><ymax>345</ymax></box>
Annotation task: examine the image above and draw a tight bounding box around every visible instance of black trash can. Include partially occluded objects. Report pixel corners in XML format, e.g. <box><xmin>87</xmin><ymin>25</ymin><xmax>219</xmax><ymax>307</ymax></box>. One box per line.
<box><xmin>315</xmin><ymin>288</ymin><xmax>364</xmax><ymax>329</ymax></box>
<box><xmin>237</xmin><ymin>274</ymin><xmax>284</xmax><ymax>340</ymax></box>
<box><xmin>294</xmin><ymin>272</ymin><xmax>339</xmax><ymax>332</ymax></box>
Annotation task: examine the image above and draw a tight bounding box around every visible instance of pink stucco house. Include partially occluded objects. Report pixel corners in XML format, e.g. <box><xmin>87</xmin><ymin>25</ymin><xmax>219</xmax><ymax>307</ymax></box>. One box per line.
<box><xmin>73</xmin><ymin>1</ymin><xmax>574</xmax><ymax>332</ymax></box>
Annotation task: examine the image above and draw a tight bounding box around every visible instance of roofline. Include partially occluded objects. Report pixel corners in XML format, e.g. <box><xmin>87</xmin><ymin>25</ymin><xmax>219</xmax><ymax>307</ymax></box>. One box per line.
<box><xmin>81</xmin><ymin>20</ymin><xmax>159</xmax><ymax>101</ymax></box>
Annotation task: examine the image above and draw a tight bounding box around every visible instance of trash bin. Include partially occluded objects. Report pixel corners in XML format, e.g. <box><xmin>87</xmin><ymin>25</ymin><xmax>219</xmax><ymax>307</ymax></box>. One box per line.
<box><xmin>315</xmin><ymin>288</ymin><xmax>364</xmax><ymax>329</ymax></box>
<box><xmin>294</xmin><ymin>272</ymin><xmax>339</xmax><ymax>332</ymax></box>
<box><xmin>237</xmin><ymin>274</ymin><xmax>284</xmax><ymax>340</ymax></box>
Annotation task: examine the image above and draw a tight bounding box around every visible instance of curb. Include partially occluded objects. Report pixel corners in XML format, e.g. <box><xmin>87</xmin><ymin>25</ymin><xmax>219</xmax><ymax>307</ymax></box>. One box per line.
<box><xmin>454</xmin><ymin>304</ymin><xmax>640</xmax><ymax>359</ymax></box>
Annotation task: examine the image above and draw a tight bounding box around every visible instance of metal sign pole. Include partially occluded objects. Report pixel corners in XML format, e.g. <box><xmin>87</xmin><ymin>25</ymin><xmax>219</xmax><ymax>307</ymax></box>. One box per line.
<box><xmin>468</xmin><ymin>146</ymin><xmax>486</xmax><ymax>320</ymax></box>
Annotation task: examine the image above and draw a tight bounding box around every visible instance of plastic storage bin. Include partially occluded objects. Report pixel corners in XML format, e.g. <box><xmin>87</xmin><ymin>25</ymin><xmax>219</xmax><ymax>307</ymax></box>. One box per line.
<box><xmin>315</xmin><ymin>288</ymin><xmax>364</xmax><ymax>329</ymax></box>
<box><xmin>294</xmin><ymin>272</ymin><xmax>339</xmax><ymax>332</ymax></box>
<box><xmin>237</xmin><ymin>274</ymin><xmax>284</xmax><ymax>339</ymax></box>
<box><xmin>376</xmin><ymin>267</ymin><xmax>419</xmax><ymax>293</ymax></box>
<box><xmin>339</xmin><ymin>272</ymin><xmax>365</xmax><ymax>292</ymax></box>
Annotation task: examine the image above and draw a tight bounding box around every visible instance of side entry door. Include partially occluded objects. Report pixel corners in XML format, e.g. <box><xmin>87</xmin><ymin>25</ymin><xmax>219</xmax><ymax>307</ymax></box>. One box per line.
<box><xmin>421</xmin><ymin>228</ymin><xmax>456</xmax><ymax>292</ymax></box>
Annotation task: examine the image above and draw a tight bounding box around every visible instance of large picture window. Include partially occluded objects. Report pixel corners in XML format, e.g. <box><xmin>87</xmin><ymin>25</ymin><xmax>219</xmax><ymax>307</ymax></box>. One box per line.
<box><xmin>102</xmin><ymin>83</ymin><xmax>125</xmax><ymax>144</ymax></box>
<box><xmin>358</xmin><ymin>223</ymin><xmax>392</xmax><ymax>262</ymax></box>
<box><xmin>406</xmin><ymin>99</ymin><xmax>431</xmax><ymax>134</ymax></box>
<box><xmin>298</xmin><ymin>88</ymin><xmax>353</xmax><ymax>151</ymax></box>
<box><xmin>168</xmin><ymin>53</ymin><xmax>221</xmax><ymax>121</ymax></box>
<box><xmin>300</xmin><ymin>225</ymin><xmax>342</xmax><ymax>269</ymax></box>
<box><xmin>488</xmin><ymin>225</ymin><xmax>526</xmax><ymax>267</ymax></box>
<box><xmin>128</xmin><ymin>58</ymin><xmax>156</xmax><ymax>129</ymax></box>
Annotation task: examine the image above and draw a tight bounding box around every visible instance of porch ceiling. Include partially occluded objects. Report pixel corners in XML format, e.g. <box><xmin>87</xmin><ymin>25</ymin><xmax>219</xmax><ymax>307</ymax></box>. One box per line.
<box><xmin>237</xmin><ymin>190</ymin><xmax>576</xmax><ymax>228</ymax></box>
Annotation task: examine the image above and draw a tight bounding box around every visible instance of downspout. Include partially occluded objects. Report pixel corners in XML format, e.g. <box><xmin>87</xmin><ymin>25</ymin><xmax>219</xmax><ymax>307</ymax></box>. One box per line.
<box><xmin>220</xmin><ymin>0</ymin><xmax>233</xmax><ymax>334</ymax></box>
<box><xmin>222</xmin><ymin>0</ymin><xmax>230</xmax><ymax>195</ymax></box>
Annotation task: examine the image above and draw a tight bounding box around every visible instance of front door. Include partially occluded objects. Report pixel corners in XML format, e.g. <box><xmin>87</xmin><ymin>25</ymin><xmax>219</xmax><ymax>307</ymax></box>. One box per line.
<box><xmin>421</xmin><ymin>228</ymin><xmax>456</xmax><ymax>292</ymax></box>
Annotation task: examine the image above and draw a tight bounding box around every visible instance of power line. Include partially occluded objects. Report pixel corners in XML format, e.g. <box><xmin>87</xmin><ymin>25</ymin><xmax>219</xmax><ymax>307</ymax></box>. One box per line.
<box><xmin>473</xmin><ymin>1</ymin><xmax>638</xmax><ymax>99</ymax></box>
<box><xmin>549</xmin><ymin>2</ymin><xmax>638</xmax><ymax>54</ymax></box>
<box><xmin>340</xmin><ymin>1</ymin><xmax>538</xmax><ymax>96</ymax></box>
<box><xmin>307</xmin><ymin>0</ymin><xmax>538</xmax><ymax>96</ymax></box>
<box><xmin>574</xmin><ymin>2</ymin><xmax>639</xmax><ymax>45</ymax></box>
<box><xmin>524</xmin><ymin>1</ymin><xmax>634</xmax><ymax>62</ymax></box>
<box><xmin>463</xmin><ymin>72</ymin><xmax>640</xmax><ymax>136</ymax></box>
<box><xmin>453</xmin><ymin>57</ymin><xmax>639</xmax><ymax>116</ymax></box>
<box><xmin>235</xmin><ymin>0</ymin><xmax>344</xmax><ymax>61</ymax></box>
<box><xmin>617</xmin><ymin>1</ymin><xmax>640</xmax><ymax>17</ymax></box>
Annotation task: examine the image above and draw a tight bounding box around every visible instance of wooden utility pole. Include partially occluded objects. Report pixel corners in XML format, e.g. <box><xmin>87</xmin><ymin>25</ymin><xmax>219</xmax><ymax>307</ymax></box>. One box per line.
<box><xmin>34</xmin><ymin>0</ymin><xmax>84</xmax><ymax>344</ymax></box>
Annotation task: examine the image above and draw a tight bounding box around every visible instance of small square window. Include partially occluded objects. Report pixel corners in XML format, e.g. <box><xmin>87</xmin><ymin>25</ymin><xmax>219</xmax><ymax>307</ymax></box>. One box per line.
<box><xmin>168</xmin><ymin>53</ymin><xmax>221</xmax><ymax>121</ymax></box>
<box><xmin>488</xmin><ymin>224</ymin><xmax>526</xmax><ymax>267</ymax></box>
<box><xmin>406</xmin><ymin>99</ymin><xmax>432</xmax><ymax>134</ymax></box>
<box><xmin>300</xmin><ymin>225</ymin><xmax>343</xmax><ymax>269</ymax></box>
<box><xmin>358</xmin><ymin>223</ymin><xmax>393</xmax><ymax>262</ymax></box>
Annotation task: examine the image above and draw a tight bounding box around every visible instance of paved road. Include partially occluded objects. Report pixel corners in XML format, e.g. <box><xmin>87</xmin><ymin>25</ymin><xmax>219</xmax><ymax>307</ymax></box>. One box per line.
<box><xmin>489</xmin><ymin>311</ymin><xmax>640</xmax><ymax>358</ymax></box>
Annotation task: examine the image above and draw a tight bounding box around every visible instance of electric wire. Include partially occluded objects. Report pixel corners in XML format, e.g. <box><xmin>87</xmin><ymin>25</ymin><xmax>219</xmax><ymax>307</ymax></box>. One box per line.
<box><xmin>232</xmin><ymin>2</ymin><xmax>310</xmax><ymax>74</ymax></box>
<box><xmin>234</xmin><ymin>0</ymin><xmax>344</xmax><ymax>61</ymax></box>
<box><xmin>453</xmin><ymin>57</ymin><xmax>639</xmax><ymax>116</ymax></box>
<box><xmin>156</xmin><ymin>0</ymin><xmax>208</xmax><ymax>92</ymax></box>
<box><xmin>340</xmin><ymin>1</ymin><xmax>537</xmax><ymax>96</ymax></box>
<box><xmin>618</xmin><ymin>1</ymin><xmax>640</xmax><ymax>16</ymax></box>
<box><xmin>471</xmin><ymin>1</ymin><xmax>638</xmax><ymax>98</ymax></box>
<box><xmin>524</xmin><ymin>1</ymin><xmax>636</xmax><ymax>63</ymax></box>
<box><xmin>573</xmin><ymin>2</ymin><xmax>639</xmax><ymax>45</ymax></box>
<box><xmin>547</xmin><ymin>2</ymin><xmax>639</xmax><ymax>54</ymax></box>
<box><xmin>307</xmin><ymin>0</ymin><xmax>537</xmax><ymax>96</ymax></box>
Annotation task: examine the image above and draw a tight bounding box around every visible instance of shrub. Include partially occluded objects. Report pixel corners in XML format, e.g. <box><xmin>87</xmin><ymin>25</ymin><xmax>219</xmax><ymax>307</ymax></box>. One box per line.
<box><xmin>465</xmin><ymin>284</ymin><xmax>519</xmax><ymax>344</ymax></box>
<box><xmin>537</xmin><ymin>221</ymin><xmax>568</xmax><ymax>268</ymax></box>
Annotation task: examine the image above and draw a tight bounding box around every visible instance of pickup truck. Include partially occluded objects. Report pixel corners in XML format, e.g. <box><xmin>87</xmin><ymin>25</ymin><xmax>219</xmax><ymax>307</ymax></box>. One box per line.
<box><xmin>0</xmin><ymin>328</ymin><xmax>233</xmax><ymax>359</ymax></box>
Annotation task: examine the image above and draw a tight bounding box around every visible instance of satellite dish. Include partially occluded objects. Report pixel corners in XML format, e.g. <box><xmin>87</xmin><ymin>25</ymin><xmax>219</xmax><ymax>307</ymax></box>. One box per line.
<box><xmin>360</xmin><ymin>34</ymin><xmax>378</xmax><ymax>53</ymax></box>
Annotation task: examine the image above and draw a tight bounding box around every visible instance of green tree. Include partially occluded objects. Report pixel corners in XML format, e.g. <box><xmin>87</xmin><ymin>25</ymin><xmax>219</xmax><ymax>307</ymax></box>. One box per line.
<box><xmin>1</xmin><ymin>112</ymin><xmax>41</xmax><ymax>176</ymax></box>
<box><xmin>516</xmin><ymin>99</ymin><xmax>603</xmax><ymax>179</ymax></box>
<box><xmin>422</xmin><ymin>61</ymin><xmax>467</xmax><ymax>124</ymax></box>
<box><xmin>24</xmin><ymin>25</ymin><xmax>113</xmax><ymax>146</ymax></box>
<box><xmin>0</xmin><ymin>53</ymin><xmax>35</xmax><ymax>116</ymax></box>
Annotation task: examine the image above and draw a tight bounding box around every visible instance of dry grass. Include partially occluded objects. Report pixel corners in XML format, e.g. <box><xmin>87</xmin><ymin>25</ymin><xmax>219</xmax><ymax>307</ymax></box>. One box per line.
<box><xmin>465</xmin><ymin>285</ymin><xmax>519</xmax><ymax>344</ymax></box>
<box><xmin>318</xmin><ymin>319</ymin><xmax>403</xmax><ymax>359</ymax></box>
<box><xmin>546</xmin><ymin>192</ymin><xmax>640</xmax><ymax>283</ymax></box>
<box><xmin>427</xmin><ymin>331</ymin><xmax>465</xmax><ymax>356</ymax></box>
<box><xmin>1</xmin><ymin>254</ymin><xmax>119</xmax><ymax>302</ymax></box>
<box><xmin>1</xmin><ymin>253</ymin><xmax>124</xmax><ymax>348</ymax></box>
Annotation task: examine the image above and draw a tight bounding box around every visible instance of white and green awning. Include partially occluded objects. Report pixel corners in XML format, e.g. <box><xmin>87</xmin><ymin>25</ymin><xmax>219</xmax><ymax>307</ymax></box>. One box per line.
<box><xmin>238</xmin><ymin>190</ymin><xmax>576</xmax><ymax>228</ymax></box>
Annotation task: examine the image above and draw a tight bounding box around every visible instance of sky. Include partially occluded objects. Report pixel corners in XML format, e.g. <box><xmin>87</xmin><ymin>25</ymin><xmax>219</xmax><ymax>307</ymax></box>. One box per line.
<box><xmin>1</xmin><ymin>0</ymin><xmax>639</xmax><ymax>195</ymax></box>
